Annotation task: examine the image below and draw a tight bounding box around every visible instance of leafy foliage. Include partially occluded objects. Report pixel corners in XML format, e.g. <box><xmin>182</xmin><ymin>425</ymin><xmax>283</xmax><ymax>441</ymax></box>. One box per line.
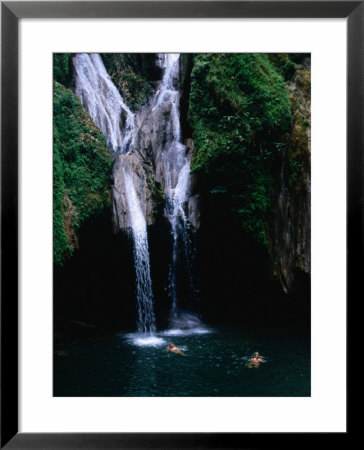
<box><xmin>188</xmin><ymin>53</ymin><xmax>292</xmax><ymax>244</ymax></box>
<box><xmin>289</xmin><ymin>53</ymin><xmax>310</xmax><ymax>64</ymax></box>
<box><xmin>281</xmin><ymin>61</ymin><xmax>297</xmax><ymax>81</ymax></box>
<box><xmin>53</xmin><ymin>82</ymin><xmax>112</xmax><ymax>264</ymax></box>
<box><xmin>287</xmin><ymin>159</ymin><xmax>303</xmax><ymax>190</ymax></box>
<box><xmin>53</xmin><ymin>53</ymin><xmax>73</xmax><ymax>86</ymax></box>
<box><xmin>268</xmin><ymin>53</ymin><xmax>310</xmax><ymax>80</ymax></box>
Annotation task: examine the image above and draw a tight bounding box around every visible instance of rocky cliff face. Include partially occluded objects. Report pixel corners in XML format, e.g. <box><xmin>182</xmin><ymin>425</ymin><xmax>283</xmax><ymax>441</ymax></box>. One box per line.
<box><xmin>267</xmin><ymin>60</ymin><xmax>311</xmax><ymax>293</ymax></box>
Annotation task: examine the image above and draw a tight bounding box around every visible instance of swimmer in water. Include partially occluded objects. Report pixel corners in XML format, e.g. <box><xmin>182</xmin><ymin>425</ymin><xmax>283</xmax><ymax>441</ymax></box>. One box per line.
<box><xmin>246</xmin><ymin>352</ymin><xmax>265</xmax><ymax>368</ymax></box>
<box><xmin>250</xmin><ymin>352</ymin><xmax>264</xmax><ymax>363</ymax></box>
<box><xmin>167</xmin><ymin>342</ymin><xmax>186</xmax><ymax>356</ymax></box>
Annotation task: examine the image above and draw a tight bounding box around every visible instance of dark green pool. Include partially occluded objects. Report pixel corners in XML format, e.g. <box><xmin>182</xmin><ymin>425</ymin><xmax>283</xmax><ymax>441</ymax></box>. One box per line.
<box><xmin>54</xmin><ymin>326</ymin><xmax>310</xmax><ymax>397</ymax></box>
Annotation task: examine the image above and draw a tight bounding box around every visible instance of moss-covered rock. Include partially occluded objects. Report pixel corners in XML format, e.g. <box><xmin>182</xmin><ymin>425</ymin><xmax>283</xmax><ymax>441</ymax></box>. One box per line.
<box><xmin>145</xmin><ymin>169</ymin><xmax>166</xmax><ymax>219</ymax></box>
<box><xmin>100</xmin><ymin>54</ymin><xmax>154</xmax><ymax>111</ymax></box>
<box><xmin>53</xmin><ymin>82</ymin><xmax>112</xmax><ymax>265</ymax></box>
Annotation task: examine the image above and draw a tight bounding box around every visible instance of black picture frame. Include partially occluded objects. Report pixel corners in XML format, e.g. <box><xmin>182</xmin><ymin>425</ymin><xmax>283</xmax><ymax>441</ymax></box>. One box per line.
<box><xmin>1</xmin><ymin>1</ymin><xmax>357</xmax><ymax>448</ymax></box>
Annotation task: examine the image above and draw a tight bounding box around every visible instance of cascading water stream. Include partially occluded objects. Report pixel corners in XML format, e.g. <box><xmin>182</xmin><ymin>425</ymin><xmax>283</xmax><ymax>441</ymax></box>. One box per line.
<box><xmin>152</xmin><ymin>54</ymin><xmax>194</xmax><ymax>322</ymax></box>
<box><xmin>122</xmin><ymin>168</ymin><xmax>156</xmax><ymax>333</ymax></box>
<box><xmin>74</xmin><ymin>53</ymin><xmax>135</xmax><ymax>154</ymax></box>
<box><xmin>74</xmin><ymin>53</ymin><xmax>156</xmax><ymax>334</ymax></box>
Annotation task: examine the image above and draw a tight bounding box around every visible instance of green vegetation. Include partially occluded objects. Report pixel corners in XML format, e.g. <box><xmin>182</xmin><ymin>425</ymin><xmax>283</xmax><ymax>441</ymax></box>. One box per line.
<box><xmin>52</xmin><ymin>52</ymin><xmax>308</xmax><ymax>259</ymax></box>
<box><xmin>289</xmin><ymin>53</ymin><xmax>310</xmax><ymax>64</ymax></box>
<box><xmin>100</xmin><ymin>54</ymin><xmax>152</xmax><ymax>111</ymax></box>
<box><xmin>53</xmin><ymin>53</ymin><xmax>73</xmax><ymax>87</ymax></box>
<box><xmin>281</xmin><ymin>60</ymin><xmax>296</xmax><ymax>81</ymax></box>
<box><xmin>53</xmin><ymin>82</ymin><xmax>112</xmax><ymax>264</ymax></box>
<box><xmin>188</xmin><ymin>53</ymin><xmax>293</xmax><ymax>244</ymax></box>
<box><xmin>268</xmin><ymin>53</ymin><xmax>310</xmax><ymax>81</ymax></box>
<box><xmin>287</xmin><ymin>159</ymin><xmax>303</xmax><ymax>190</ymax></box>
<box><xmin>303</xmin><ymin>119</ymin><xmax>310</xmax><ymax>128</ymax></box>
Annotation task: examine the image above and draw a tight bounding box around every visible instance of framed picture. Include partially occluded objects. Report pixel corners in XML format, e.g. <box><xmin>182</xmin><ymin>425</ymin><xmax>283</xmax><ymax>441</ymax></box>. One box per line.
<box><xmin>1</xmin><ymin>1</ymin><xmax>355</xmax><ymax>448</ymax></box>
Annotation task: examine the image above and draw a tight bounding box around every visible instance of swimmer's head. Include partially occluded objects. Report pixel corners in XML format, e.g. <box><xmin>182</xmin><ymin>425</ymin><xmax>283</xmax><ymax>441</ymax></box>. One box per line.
<box><xmin>169</xmin><ymin>343</ymin><xmax>174</xmax><ymax>348</ymax></box>
<box><xmin>254</xmin><ymin>352</ymin><xmax>259</xmax><ymax>358</ymax></box>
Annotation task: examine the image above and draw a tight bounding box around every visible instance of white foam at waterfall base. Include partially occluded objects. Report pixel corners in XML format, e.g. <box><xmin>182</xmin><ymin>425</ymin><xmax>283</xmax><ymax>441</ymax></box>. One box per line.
<box><xmin>160</xmin><ymin>327</ymin><xmax>213</xmax><ymax>337</ymax></box>
<box><xmin>122</xmin><ymin>327</ymin><xmax>213</xmax><ymax>348</ymax></box>
<box><xmin>124</xmin><ymin>333</ymin><xmax>166</xmax><ymax>347</ymax></box>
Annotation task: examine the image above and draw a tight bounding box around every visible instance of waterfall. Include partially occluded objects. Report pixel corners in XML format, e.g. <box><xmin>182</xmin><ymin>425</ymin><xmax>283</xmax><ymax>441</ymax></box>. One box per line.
<box><xmin>73</xmin><ymin>52</ymin><xmax>198</xmax><ymax>332</ymax></box>
<box><xmin>151</xmin><ymin>54</ymin><xmax>194</xmax><ymax>322</ymax></box>
<box><xmin>74</xmin><ymin>53</ymin><xmax>156</xmax><ymax>334</ymax></box>
<box><xmin>74</xmin><ymin>53</ymin><xmax>135</xmax><ymax>154</ymax></box>
<box><xmin>122</xmin><ymin>168</ymin><xmax>156</xmax><ymax>333</ymax></box>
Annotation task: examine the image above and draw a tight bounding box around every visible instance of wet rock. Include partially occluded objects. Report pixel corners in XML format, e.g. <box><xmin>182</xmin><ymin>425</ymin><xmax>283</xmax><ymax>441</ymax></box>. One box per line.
<box><xmin>112</xmin><ymin>154</ymin><xmax>154</xmax><ymax>230</ymax></box>
<box><xmin>188</xmin><ymin>194</ymin><xmax>201</xmax><ymax>230</ymax></box>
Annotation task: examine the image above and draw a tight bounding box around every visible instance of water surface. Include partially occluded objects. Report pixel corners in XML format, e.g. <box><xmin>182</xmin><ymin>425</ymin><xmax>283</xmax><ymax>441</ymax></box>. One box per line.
<box><xmin>54</xmin><ymin>326</ymin><xmax>310</xmax><ymax>397</ymax></box>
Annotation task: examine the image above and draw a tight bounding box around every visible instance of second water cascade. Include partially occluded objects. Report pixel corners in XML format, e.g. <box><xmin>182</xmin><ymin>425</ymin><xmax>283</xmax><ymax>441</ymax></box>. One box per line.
<box><xmin>151</xmin><ymin>54</ymin><xmax>195</xmax><ymax>325</ymax></box>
